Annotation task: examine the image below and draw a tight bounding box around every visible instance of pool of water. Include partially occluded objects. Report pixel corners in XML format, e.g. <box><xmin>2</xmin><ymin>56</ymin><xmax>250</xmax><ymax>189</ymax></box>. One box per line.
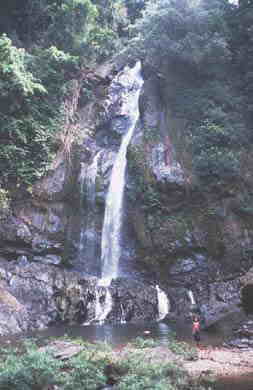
<box><xmin>0</xmin><ymin>321</ymin><xmax>174</xmax><ymax>348</ymax></box>
<box><xmin>34</xmin><ymin>322</ymin><xmax>174</xmax><ymax>345</ymax></box>
<box><xmin>0</xmin><ymin>316</ymin><xmax>229</xmax><ymax>349</ymax></box>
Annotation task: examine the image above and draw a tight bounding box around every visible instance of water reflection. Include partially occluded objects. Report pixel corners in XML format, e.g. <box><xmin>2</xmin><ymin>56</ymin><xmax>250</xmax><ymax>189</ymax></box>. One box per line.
<box><xmin>69</xmin><ymin>322</ymin><xmax>173</xmax><ymax>345</ymax></box>
<box><xmin>0</xmin><ymin>322</ymin><xmax>174</xmax><ymax>348</ymax></box>
<box><xmin>1</xmin><ymin>311</ymin><xmax>243</xmax><ymax>349</ymax></box>
<box><xmin>1</xmin><ymin>319</ymin><xmax>252</xmax><ymax>390</ymax></box>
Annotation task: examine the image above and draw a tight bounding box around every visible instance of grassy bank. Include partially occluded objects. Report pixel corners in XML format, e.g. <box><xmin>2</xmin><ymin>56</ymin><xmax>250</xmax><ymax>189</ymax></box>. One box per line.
<box><xmin>0</xmin><ymin>336</ymin><xmax>212</xmax><ymax>390</ymax></box>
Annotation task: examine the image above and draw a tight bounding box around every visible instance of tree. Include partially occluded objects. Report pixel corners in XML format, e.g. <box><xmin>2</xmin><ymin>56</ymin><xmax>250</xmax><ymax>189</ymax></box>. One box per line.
<box><xmin>127</xmin><ymin>0</ymin><xmax>248</xmax><ymax>185</ymax></box>
<box><xmin>0</xmin><ymin>34</ymin><xmax>79</xmax><ymax>187</ymax></box>
<box><xmin>227</xmin><ymin>0</ymin><xmax>253</xmax><ymax>131</ymax></box>
<box><xmin>0</xmin><ymin>0</ymin><xmax>124</xmax><ymax>189</ymax></box>
<box><xmin>124</xmin><ymin>0</ymin><xmax>147</xmax><ymax>23</ymax></box>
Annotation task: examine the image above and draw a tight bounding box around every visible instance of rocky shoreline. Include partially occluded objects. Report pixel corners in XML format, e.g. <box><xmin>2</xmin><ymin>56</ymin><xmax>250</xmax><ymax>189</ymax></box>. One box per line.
<box><xmin>109</xmin><ymin>341</ymin><xmax>253</xmax><ymax>379</ymax></box>
<box><xmin>110</xmin><ymin>342</ymin><xmax>253</xmax><ymax>390</ymax></box>
<box><xmin>184</xmin><ymin>346</ymin><xmax>253</xmax><ymax>378</ymax></box>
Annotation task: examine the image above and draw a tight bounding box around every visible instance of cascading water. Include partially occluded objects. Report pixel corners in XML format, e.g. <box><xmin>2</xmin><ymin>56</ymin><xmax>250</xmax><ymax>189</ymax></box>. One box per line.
<box><xmin>156</xmin><ymin>285</ymin><xmax>170</xmax><ymax>321</ymax></box>
<box><xmin>94</xmin><ymin>287</ymin><xmax>113</xmax><ymax>324</ymax></box>
<box><xmin>80</xmin><ymin>63</ymin><xmax>161</xmax><ymax>325</ymax></box>
<box><xmin>187</xmin><ymin>289</ymin><xmax>196</xmax><ymax>305</ymax></box>
<box><xmin>100</xmin><ymin>61</ymin><xmax>144</xmax><ymax>286</ymax></box>
<box><xmin>120</xmin><ymin>304</ymin><xmax>126</xmax><ymax>324</ymax></box>
<box><xmin>93</xmin><ymin>62</ymin><xmax>143</xmax><ymax>323</ymax></box>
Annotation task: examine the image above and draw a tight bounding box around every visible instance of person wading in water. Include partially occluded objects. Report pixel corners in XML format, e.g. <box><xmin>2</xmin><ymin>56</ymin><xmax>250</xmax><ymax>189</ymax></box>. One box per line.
<box><xmin>192</xmin><ymin>316</ymin><xmax>201</xmax><ymax>346</ymax></box>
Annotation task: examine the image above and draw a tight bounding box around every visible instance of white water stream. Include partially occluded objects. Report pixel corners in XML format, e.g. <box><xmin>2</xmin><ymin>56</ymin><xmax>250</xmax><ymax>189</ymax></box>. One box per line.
<box><xmin>94</xmin><ymin>62</ymin><xmax>143</xmax><ymax>323</ymax></box>
<box><xmin>94</xmin><ymin>287</ymin><xmax>113</xmax><ymax>324</ymax></box>
<box><xmin>187</xmin><ymin>289</ymin><xmax>196</xmax><ymax>305</ymax></box>
<box><xmin>100</xmin><ymin>61</ymin><xmax>144</xmax><ymax>286</ymax></box>
<box><xmin>156</xmin><ymin>285</ymin><xmax>170</xmax><ymax>321</ymax></box>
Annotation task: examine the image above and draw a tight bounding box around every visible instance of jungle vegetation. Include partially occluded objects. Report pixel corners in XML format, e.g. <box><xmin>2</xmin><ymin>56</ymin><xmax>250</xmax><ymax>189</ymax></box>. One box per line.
<box><xmin>0</xmin><ymin>0</ymin><xmax>252</xmax><ymax>194</ymax></box>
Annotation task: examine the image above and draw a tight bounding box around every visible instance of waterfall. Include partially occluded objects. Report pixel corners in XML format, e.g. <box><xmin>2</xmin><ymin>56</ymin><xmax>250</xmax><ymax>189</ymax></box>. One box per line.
<box><xmin>78</xmin><ymin>151</ymin><xmax>101</xmax><ymax>270</ymax></box>
<box><xmin>82</xmin><ymin>62</ymin><xmax>143</xmax><ymax>324</ymax></box>
<box><xmin>94</xmin><ymin>287</ymin><xmax>113</xmax><ymax>324</ymax></box>
<box><xmin>187</xmin><ymin>290</ymin><xmax>196</xmax><ymax>305</ymax></box>
<box><xmin>100</xmin><ymin>61</ymin><xmax>144</xmax><ymax>286</ymax></box>
<box><xmin>91</xmin><ymin>62</ymin><xmax>143</xmax><ymax>324</ymax></box>
<box><xmin>156</xmin><ymin>285</ymin><xmax>169</xmax><ymax>321</ymax></box>
<box><xmin>120</xmin><ymin>304</ymin><xmax>126</xmax><ymax>324</ymax></box>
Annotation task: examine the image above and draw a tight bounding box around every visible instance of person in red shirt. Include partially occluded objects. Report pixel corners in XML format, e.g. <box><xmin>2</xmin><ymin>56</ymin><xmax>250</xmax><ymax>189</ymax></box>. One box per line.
<box><xmin>192</xmin><ymin>316</ymin><xmax>201</xmax><ymax>345</ymax></box>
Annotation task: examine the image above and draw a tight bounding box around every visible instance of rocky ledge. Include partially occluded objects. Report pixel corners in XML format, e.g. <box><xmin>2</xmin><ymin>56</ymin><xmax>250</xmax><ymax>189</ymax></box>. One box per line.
<box><xmin>0</xmin><ymin>260</ymin><xmax>159</xmax><ymax>336</ymax></box>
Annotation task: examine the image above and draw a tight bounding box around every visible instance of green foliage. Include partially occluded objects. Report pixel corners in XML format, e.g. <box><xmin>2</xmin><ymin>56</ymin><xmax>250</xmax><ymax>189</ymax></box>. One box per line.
<box><xmin>124</xmin><ymin>0</ymin><xmax>147</xmax><ymax>23</ymax></box>
<box><xmin>127</xmin><ymin>144</ymin><xmax>163</xmax><ymax>210</ymax></box>
<box><xmin>131</xmin><ymin>0</ymin><xmax>231</xmax><ymax>70</ymax></box>
<box><xmin>0</xmin><ymin>339</ymin><xmax>208</xmax><ymax>390</ymax></box>
<box><xmin>0</xmin><ymin>341</ymin><xmax>108</xmax><ymax>390</ymax></box>
<box><xmin>143</xmin><ymin>125</ymin><xmax>160</xmax><ymax>143</ymax></box>
<box><xmin>0</xmin><ymin>0</ymin><xmax>122</xmax><ymax>59</ymax></box>
<box><xmin>227</xmin><ymin>0</ymin><xmax>253</xmax><ymax>129</ymax></box>
<box><xmin>0</xmin><ymin>0</ymin><xmax>124</xmax><ymax>190</ymax></box>
<box><xmin>63</xmin><ymin>351</ymin><xmax>107</xmax><ymax>390</ymax></box>
<box><xmin>190</xmin><ymin>121</ymin><xmax>241</xmax><ymax>181</ymax></box>
<box><xmin>167</xmin><ymin>338</ymin><xmax>198</xmax><ymax>361</ymax></box>
<box><xmin>131</xmin><ymin>336</ymin><xmax>158</xmax><ymax>349</ymax></box>
<box><xmin>0</xmin><ymin>34</ymin><xmax>46</xmax><ymax>96</ymax></box>
<box><xmin>130</xmin><ymin>333</ymin><xmax>198</xmax><ymax>362</ymax></box>
<box><xmin>87</xmin><ymin>26</ymin><xmax>117</xmax><ymax>62</ymax></box>
<box><xmin>0</xmin><ymin>187</ymin><xmax>10</xmax><ymax>214</ymax></box>
<box><xmin>0</xmin><ymin>32</ymin><xmax>94</xmax><ymax>187</ymax></box>
<box><xmin>0</xmin><ymin>34</ymin><xmax>56</xmax><ymax>186</ymax></box>
<box><xmin>0</xmin><ymin>342</ymin><xmax>63</xmax><ymax>390</ymax></box>
<box><xmin>125</xmin><ymin>0</ymin><xmax>250</xmax><ymax>187</ymax></box>
<box><xmin>115</xmin><ymin>352</ymin><xmax>191</xmax><ymax>390</ymax></box>
<box><xmin>1</xmin><ymin>0</ymin><xmax>251</xmax><ymax>194</ymax></box>
<box><xmin>45</xmin><ymin>0</ymin><xmax>98</xmax><ymax>53</ymax></box>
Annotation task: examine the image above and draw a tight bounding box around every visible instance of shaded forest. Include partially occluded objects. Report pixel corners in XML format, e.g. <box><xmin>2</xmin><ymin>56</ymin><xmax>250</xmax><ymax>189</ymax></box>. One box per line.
<box><xmin>0</xmin><ymin>0</ymin><xmax>252</xmax><ymax>201</ymax></box>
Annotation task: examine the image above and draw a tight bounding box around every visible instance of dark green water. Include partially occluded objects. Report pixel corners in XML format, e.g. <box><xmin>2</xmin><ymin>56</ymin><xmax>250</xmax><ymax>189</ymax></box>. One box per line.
<box><xmin>0</xmin><ymin>319</ymin><xmax>225</xmax><ymax>348</ymax></box>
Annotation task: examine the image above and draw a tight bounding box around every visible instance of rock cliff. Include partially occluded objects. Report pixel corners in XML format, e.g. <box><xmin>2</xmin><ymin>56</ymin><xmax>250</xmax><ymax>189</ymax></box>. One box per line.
<box><xmin>0</xmin><ymin>61</ymin><xmax>253</xmax><ymax>335</ymax></box>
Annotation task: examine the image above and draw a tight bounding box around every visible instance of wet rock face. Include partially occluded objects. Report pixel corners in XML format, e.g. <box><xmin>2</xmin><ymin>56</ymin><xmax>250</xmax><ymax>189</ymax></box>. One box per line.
<box><xmin>0</xmin><ymin>210</ymin><xmax>64</xmax><ymax>264</ymax></box>
<box><xmin>226</xmin><ymin>315</ymin><xmax>253</xmax><ymax>349</ymax></box>
<box><xmin>0</xmin><ymin>260</ymin><xmax>159</xmax><ymax>336</ymax></box>
<box><xmin>109</xmin><ymin>278</ymin><xmax>158</xmax><ymax>323</ymax></box>
<box><xmin>1</xmin><ymin>61</ymin><xmax>253</xmax><ymax>335</ymax></box>
<box><xmin>0</xmin><ymin>282</ymin><xmax>30</xmax><ymax>336</ymax></box>
<box><xmin>163</xmin><ymin>256</ymin><xmax>242</xmax><ymax>328</ymax></box>
<box><xmin>0</xmin><ymin>64</ymin><xmax>139</xmax><ymax>276</ymax></box>
<box><xmin>32</xmin><ymin>162</ymin><xmax>67</xmax><ymax>202</ymax></box>
<box><xmin>125</xmin><ymin>69</ymin><xmax>253</xmax><ymax>326</ymax></box>
<box><xmin>0</xmin><ymin>160</ymin><xmax>74</xmax><ymax>267</ymax></box>
<box><xmin>199</xmin><ymin>280</ymin><xmax>241</xmax><ymax>327</ymax></box>
<box><xmin>0</xmin><ymin>215</ymin><xmax>32</xmax><ymax>247</ymax></box>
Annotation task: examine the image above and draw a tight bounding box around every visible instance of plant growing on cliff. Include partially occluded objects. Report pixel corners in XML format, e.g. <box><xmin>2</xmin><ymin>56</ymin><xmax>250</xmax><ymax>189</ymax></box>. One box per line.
<box><xmin>0</xmin><ymin>187</ymin><xmax>10</xmax><ymax>216</ymax></box>
<box><xmin>125</xmin><ymin>0</ymin><xmax>250</xmax><ymax>187</ymax></box>
<box><xmin>189</xmin><ymin>121</ymin><xmax>241</xmax><ymax>182</ymax></box>
<box><xmin>0</xmin><ymin>0</ymin><xmax>124</xmax><ymax>190</ymax></box>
